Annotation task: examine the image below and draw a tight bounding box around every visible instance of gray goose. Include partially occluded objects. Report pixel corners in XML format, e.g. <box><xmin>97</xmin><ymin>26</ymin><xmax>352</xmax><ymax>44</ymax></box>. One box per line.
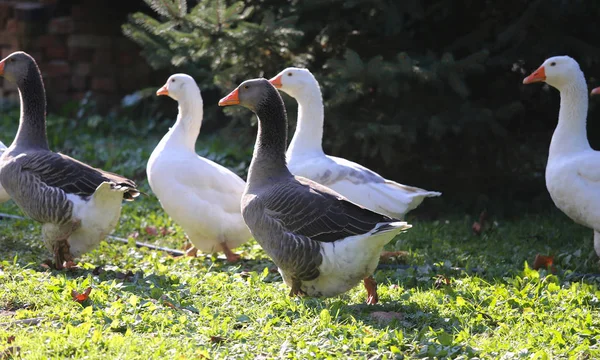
<box><xmin>218</xmin><ymin>78</ymin><xmax>411</xmax><ymax>304</ymax></box>
<box><xmin>0</xmin><ymin>52</ymin><xmax>139</xmax><ymax>269</ymax></box>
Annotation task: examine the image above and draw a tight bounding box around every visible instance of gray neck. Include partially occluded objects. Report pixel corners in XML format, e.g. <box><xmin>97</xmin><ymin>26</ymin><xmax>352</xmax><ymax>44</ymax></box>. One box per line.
<box><xmin>13</xmin><ymin>65</ymin><xmax>48</xmax><ymax>150</ymax></box>
<box><xmin>549</xmin><ymin>74</ymin><xmax>591</xmax><ymax>160</ymax></box>
<box><xmin>247</xmin><ymin>93</ymin><xmax>292</xmax><ymax>186</ymax></box>
<box><xmin>286</xmin><ymin>86</ymin><xmax>325</xmax><ymax>158</ymax></box>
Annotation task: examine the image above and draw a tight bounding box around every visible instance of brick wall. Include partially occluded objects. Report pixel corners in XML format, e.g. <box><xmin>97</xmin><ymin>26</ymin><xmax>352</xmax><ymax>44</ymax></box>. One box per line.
<box><xmin>0</xmin><ymin>0</ymin><xmax>162</xmax><ymax>113</ymax></box>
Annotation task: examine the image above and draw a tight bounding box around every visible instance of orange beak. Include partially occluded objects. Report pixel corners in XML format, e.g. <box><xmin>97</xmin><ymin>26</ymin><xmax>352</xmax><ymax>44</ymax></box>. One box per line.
<box><xmin>218</xmin><ymin>88</ymin><xmax>240</xmax><ymax>106</ymax></box>
<box><xmin>156</xmin><ymin>84</ymin><xmax>169</xmax><ymax>96</ymax></box>
<box><xmin>269</xmin><ymin>74</ymin><xmax>282</xmax><ymax>88</ymax></box>
<box><xmin>523</xmin><ymin>66</ymin><xmax>546</xmax><ymax>84</ymax></box>
<box><xmin>591</xmin><ymin>87</ymin><xmax>600</xmax><ymax>96</ymax></box>
<box><xmin>0</xmin><ymin>59</ymin><xmax>5</xmax><ymax>76</ymax></box>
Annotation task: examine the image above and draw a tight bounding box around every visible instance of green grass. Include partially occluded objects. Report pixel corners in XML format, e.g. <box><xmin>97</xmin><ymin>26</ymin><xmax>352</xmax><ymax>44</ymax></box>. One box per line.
<box><xmin>1</xmin><ymin>110</ymin><xmax>600</xmax><ymax>358</ymax></box>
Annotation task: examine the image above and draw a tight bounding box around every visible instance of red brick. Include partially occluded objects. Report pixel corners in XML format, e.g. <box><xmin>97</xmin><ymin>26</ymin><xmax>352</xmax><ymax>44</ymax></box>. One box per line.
<box><xmin>71</xmin><ymin>75</ymin><xmax>87</xmax><ymax>90</ymax></box>
<box><xmin>68</xmin><ymin>47</ymin><xmax>93</xmax><ymax>62</ymax></box>
<box><xmin>73</xmin><ymin>63</ymin><xmax>91</xmax><ymax>76</ymax></box>
<box><xmin>6</xmin><ymin>19</ymin><xmax>17</xmax><ymax>32</ymax></box>
<box><xmin>91</xmin><ymin>76</ymin><xmax>116</xmax><ymax>92</ymax></box>
<box><xmin>117</xmin><ymin>51</ymin><xmax>134</xmax><ymax>66</ymax></box>
<box><xmin>68</xmin><ymin>34</ymin><xmax>111</xmax><ymax>49</ymax></box>
<box><xmin>93</xmin><ymin>49</ymin><xmax>112</xmax><ymax>65</ymax></box>
<box><xmin>35</xmin><ymin>34</ymin><xmax>61</xmax><ymax>49</ymax></box>
<box><xmin>45</xmin><ymin>76</ymin><xmax>70</xmax><ymax>92</ymax></box>
<box><xmin>43</xmin><ymin>60</ymin><xmax>70</xmax><ymax>77</ymax></box>
<box><xmin>0</xmin><ymin>32</ymin><xmax>19</xmax><ymax>47</ymax></box>
<box><xmin>1</xmin><ymin>47</ymin><xmax>17</xmax><ymax>59</ymax></box>
<box><xmin>46</xmin><ymin>46</ymin><xmax>67</xmax><ymax>60</ymax></box>
<box><xmin>49</xmin><ymin>16</ymin><xmax>73</xmax><ymax>34</ymax></box>
<box><xmin>70</xmin><ymin>5</ymin><xmax>87</xmax><ymax>21</ymax></box>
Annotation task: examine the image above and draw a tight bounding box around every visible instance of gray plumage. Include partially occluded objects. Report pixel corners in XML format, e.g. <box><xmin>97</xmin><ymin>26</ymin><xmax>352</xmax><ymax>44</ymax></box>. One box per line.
<box><xmin>0</xmin><ymin>51</ymin><xmax>139</xmax><ymax>268</ymax></box>
<box><xmin>220</xmin><ymin>79</ymin><xmax>410</xmax><ymax>301</ymax></box>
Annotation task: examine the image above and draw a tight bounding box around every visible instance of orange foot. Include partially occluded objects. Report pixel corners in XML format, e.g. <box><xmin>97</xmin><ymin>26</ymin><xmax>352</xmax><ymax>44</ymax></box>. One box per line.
<box><xmin>364</xmin><ymin>276</ymin><xmax>379</xmax><ymax>305</ymax></box>
<box><xmin>222</xmin><ymin>243</ymin><xmax>241</xmax><ymax>263</ymax></box>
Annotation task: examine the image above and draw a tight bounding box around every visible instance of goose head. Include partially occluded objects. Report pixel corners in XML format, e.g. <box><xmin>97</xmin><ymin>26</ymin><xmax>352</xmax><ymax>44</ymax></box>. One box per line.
<box><xmin>218</xmin><ymin>78</ymin><xmax>277</xmax><ymax>112</ymax></box>
<box><xmin>0</xmin><ymin>51</ymin><xmax>38</xmax><ymax>85</ymax></box>
<box><xmin>523</xmin><ymin>56</ymin><xmax>583</xmax><ymax>90</ymax></box>
<box><xmin>269</xmin><ymin>67</ymin><xmax>317</xmax><ymax>98</ymax></box>
<box><xmin>156</xmin><ymin>74</ymin><xmax>201</xmax><ymax>104</ymax></box>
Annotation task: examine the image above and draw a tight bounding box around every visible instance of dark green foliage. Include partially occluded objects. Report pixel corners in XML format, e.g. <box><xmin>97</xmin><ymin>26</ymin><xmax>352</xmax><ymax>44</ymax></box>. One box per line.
<box><xmin>124</xmin><ymin>0</ymin><xmax>600</xmax><ymax>215</ymax></box>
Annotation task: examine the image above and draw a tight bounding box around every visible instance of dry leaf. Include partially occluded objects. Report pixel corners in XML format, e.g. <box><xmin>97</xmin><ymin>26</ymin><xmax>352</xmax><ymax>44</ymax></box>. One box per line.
<box><xmin>210</xmin><ymin>335</ymin><xmax>227</xmax><ymax>344</ymax></box>
<box><xmin>370</xmin><ymin>311</ymin><xmax>403</xmax><ymax>325</ymax></box>
<box><xmin>71</xmin><ymin>287</ymin><xmax>92</xmax><ymax>303</ymax></box>
<box><xmin>116</xmin><ymin>270</ymin><xmax>134</xmax><ymax>280</ymax></box>
<box><xmin>434</xmin><ymin>274</ymin><xmax>452</xmax><ymax>289</ymax></box>
<box><xmin>92</xmin><ymin>265</ymin><xmax>104</xmax><ymax>275</ymax></box>
<box><xmin>533</xmin><ymin>254</ymin><xmax>555</xmax><ymax>271</ymax></box>
<box><xmin>379</xmin><ymin>250</ymin><xmax>409</xmax><ymax>263</ymax></box>
<box><xmin>472</xmin><ymin>210</ymin><xmax>488</xmax><ymax>235</ymax></box>
<box><xmin>5</xmin><ymin>336</ymin><xmax>14</xmax><ymax>345</ymax></box>
<box><xmin>145</xmin><ymin>226</ymin><xmax>158</xmax><ymax>236</ymax></box>
<box><xmin>269</xmin><ymin>266</ymin><xmax>279</xmax><ymax>273</ymax></box>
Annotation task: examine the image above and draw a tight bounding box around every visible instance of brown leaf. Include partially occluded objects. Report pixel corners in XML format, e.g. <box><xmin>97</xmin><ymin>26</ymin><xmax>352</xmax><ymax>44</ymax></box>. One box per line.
<box><xmin>116</xmin><ymin>270</ymin><xmax>134</xmax><ymax>280</ymax></box>
<box><xmin>268</xmin><ymin>266</ymin><xmax>279</xmax><ymax>273</ymax></box>
<box><xmin>5</xmin><ymin>336</ymin><xmax>14</xmax><ymax>345</ymax></box>
<box><xmin>472</xmin><ymin>210</ymin><xmax>488</xmax><ymax>235</ymax></box>
<box><xmin>434</xmin><ymin>274</ymin><xmax>452</xmax><ymax>289</ymax></box>
<box><xmin>533</xmin><ymin>254</ymin><xmax>555</xmax><ymax>271</ymax></box>
<box><xmin>379</xmin><ymin>250</ymin><xmax>409</xmax><ymax>263</ymax></box>
<box><xmin>92</xmin><ymin>265</ymin><xmax>104</xmax><ymax>275</ymax></box>
<box><xmin>71</xmin><ymin>287</ymin><xmax>92</xmax><ymax>303</ymax></box>
<box><xmin>370</xmin><ymin>311</ymin><xmax>403</xmax><ymax>325</ymax></box>
<box><xmin>144</xmin><ymin>226</ymin><xmax>158</xmax><ymax>236</ymax></box>
<box><xmin>210</xmin><ymin>335</ymin><xmax>227</xmax><ymax>344</ymax></box>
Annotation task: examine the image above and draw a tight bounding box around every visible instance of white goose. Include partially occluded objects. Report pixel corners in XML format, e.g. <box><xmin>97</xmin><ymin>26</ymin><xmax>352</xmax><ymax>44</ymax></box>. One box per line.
<box><xmin>0</xmin><ymin>140</ymin><xmax>8</xmax><ymax>203</ymax></box>
<box><xmin>523</xmin><ymin>56</ymin><xmax>600</xmax><ymax>257</ymax></box>
<box><xmin>269</xmin><ymin>68</ymin><xmax>440</xmax><ymax>219</ymax></box>
<box><xmin>147</xmin><ymin>74</ymin><xmax>250</xmax><ymax>262</ymax></box>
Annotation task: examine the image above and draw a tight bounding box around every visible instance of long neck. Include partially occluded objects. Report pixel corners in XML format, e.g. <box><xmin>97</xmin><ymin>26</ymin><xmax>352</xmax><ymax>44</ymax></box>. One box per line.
<box><xmin>161</xmin><ymin>96</ymin><xmax>203</xmax><ymax>152</ymax></box>
<box><xmin>286</xmin><ymin>85</ymin><xmax>325</xmax><ymax>158</ymax></box>
<box><xmin>549</xmin><ymin>75</ymin><xmax>591</xmax><ymax>159</ymax></box>
<box><xmin>13</xmin><ymin>66</ymin><xmax>48</xmax><ymax>150</ymax></box>
<box><xmin>247</xmin><ymin>94</ymin><xmax>292</xmax><ymax>186</ymax></box>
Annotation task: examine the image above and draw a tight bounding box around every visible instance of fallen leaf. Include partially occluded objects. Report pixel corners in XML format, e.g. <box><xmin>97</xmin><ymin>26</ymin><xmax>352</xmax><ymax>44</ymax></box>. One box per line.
<box><xmin>533</xmin><ymin>254</ymin><xmax>554</xmax><ymax>271</ymax></box>
<box><xmin>145</xmin><ymin>226</ymin><xmax>158</xmax><ymax>236</ymax></box>
<box><xmin>6</xmin><ymin>336</ymin><xmax>14</xmax><ymax>344</ymax></box>
<box><xmin>379</xmin><ymin>251</ymin><xmax>409</xmax><ymax>263</ymax></box>
<box><xmin>185</xmin><ymin>247</ymin><xmax>198</xmax><ymax>257</ymax></box>
<box><xmin>472</xmin><ymin>210</ymin><xmax>488</xmax><ymax>235</ymax></box>
<box><xmin>370</xmin><ymin>311</ymin><xmax>403</xmax><ymax>325</ymax></box>
<box><xmin>160</xmin><ymin>227</ymin><xmax>171</xmax><ymax>236</ymax></box>
<box><xmin>127</xmin><ymin>231</ymin><xmax>139</xmax><ymax>239</ymax></box>
<box><xmin>71</xmin><ymin>287</ymin><xmax>92</xmax><ymax>303</ymax></box>
<box><xmin>116</xmin><ymin>270</ymin><xmax>134</xmax><ymax>280</ymax></box>
<box><xmin>92</xmin><ymin>265</ymin><xmax>104</xmax><ymax>275</ymax></box>
<box><xmin>434</xmin><ymin>274</ymin><xmax>452</xmax><ymax>289</ymax></box>
<box><xmin>210</xmin><ymin>335</ymin><xmax>227</xmax><ymax>344</ymax></box>
<box><xmin>269</xmin><ymin>266</ymin><xmax>279</xmax><ymax>273</ymax></box>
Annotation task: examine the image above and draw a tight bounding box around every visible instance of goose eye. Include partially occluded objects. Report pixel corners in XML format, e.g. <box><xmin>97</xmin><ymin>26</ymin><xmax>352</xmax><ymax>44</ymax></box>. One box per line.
<box><xmin>244</xmin><ymin>85</ymin><xmax>249</xmax><ymax>89</ymax></box>
<box><xmin>550</xmin><ymin>62</ymin><xmax>556</xmax><ymax>66</ymax></box>
<box><xmin>171</xmin><ymin>79</ymin><xmax>176</xmax><ymax>82</ymax></box>
<box><xmin>287</xmin><ymin>72</ymin><xmax>292</xmax><ymax>76</ymax></box>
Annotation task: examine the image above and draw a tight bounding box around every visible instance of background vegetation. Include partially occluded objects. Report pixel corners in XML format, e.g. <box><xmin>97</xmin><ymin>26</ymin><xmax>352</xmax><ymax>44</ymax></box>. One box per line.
<box><xmin>122</xmin><ymin>0</ymin><xmax>600</xmax><ymax>217</ymax></box>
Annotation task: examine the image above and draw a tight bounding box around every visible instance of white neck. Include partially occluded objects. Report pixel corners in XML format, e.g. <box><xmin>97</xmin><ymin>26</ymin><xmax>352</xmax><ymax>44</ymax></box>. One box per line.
<box><xmin>286</xmin><ymin>85</ymin><xmax>325</xmax><ymax>159</ymax></box>
<box><xmin>549</xmin><ymin>74</ymin><xmax>591</xmax><ymax>160</ymax></box>
<box><xmin>160</xmin><ymin>96</ymin><xmax>204</xmax><ymax>152</ymax></box>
